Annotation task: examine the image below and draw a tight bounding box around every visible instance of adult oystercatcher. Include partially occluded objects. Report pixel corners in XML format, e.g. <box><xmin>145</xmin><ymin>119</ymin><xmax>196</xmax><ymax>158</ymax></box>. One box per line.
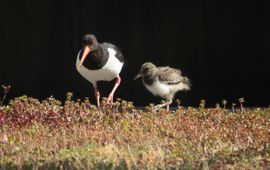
<box><xmin>76</xmin><ymin>34</ymin><xmax>124</xmax><ymax>108</ymax></box>
<box><xmin>134</xmin><ymin>62</ymin><xmax>190</xmax><ymax>111</ymax></box>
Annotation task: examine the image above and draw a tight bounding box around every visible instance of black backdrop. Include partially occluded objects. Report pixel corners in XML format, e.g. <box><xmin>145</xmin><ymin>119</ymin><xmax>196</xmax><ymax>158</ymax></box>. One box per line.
<box><xmin>1</xmin><ymin>0</ymin><xmax>269</xmax><ymax>107</ymax></box>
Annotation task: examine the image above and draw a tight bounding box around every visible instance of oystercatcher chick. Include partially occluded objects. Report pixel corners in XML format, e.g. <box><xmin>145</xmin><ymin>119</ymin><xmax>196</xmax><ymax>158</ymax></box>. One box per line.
<box><xmin>134</xmin><ymin>62</ymin><xmax>190</xmax><ymax>111</ymax></box>
<box><xmin>76</xmin><ymin>34</ymin><xmax>124</xmax><ymax>108</ymax></box>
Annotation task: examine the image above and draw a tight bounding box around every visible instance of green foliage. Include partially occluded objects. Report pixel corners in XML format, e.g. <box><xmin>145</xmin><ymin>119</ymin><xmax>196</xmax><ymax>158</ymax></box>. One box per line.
<box><xmin>0</xmin><ymin>94</ymin><xmax>269</xmax><ymax>169</ymax></box>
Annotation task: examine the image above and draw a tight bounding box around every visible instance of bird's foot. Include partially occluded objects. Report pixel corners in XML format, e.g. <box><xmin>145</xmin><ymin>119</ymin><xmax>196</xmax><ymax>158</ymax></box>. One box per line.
<box><xmin>153</xmin><ymin>105</ymin><xmax>161</xmax><ymax>112</ymax></box>
<box><xmin>95</xmin><ymin>106</ymin><xmax>102</xmax><ymax>115</ymax></box>
<box><xmin>107</xmin><ymin>93</ymin><xmax>114</xmax><ymax>105</ymax></box>
<box><xmin>153</xmin><ymin>103</ymin><xmax>171</xmax><ymax>112</ymax></box>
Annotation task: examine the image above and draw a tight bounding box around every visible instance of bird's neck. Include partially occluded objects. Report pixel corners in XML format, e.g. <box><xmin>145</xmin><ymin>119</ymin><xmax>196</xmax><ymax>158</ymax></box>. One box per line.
<box><xmin>91</xmin><ymin>45</ymin><xmax>103</xmax><ymax>57</ymax></box>
<box><xmin>143</xmin><ymin>74</ymin><xmax>157</xmax><ymax>85</ymax></box>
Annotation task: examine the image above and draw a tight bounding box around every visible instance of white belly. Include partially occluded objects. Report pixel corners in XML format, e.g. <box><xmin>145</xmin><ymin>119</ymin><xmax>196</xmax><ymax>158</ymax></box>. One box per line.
<box><xmin>143</xmin><ymin>80</ymin><xmax>170</xmax><ymax>97</ymax></box>
<box><xmin>76</xmin><ymin>48</ymin><xmax>123</xmax><ymax>84</ymax></box>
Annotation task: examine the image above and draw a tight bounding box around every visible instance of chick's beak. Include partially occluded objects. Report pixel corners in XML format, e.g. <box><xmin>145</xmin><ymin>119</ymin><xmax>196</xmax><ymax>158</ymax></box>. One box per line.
<box><xmin>134</xmin><ymin>73</ymin><xmax>142</xmax><ymax>80</ymax></box>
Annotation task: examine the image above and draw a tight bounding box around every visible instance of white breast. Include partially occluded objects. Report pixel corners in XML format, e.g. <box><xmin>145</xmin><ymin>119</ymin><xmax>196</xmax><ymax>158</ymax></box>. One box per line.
<box><xmin>76</xmin><ymin>48</ymin><xmax>123</xmax><ymax>84</ymax></box>
<box><xmin>143</xmin><ymin>79</ymin><xmax>170</xmax><ymax>97</ymax></box>
<box><xmin>102</xmin><ymin>48</ymin><xmax>123</xmax><ymax>76</ymax></box>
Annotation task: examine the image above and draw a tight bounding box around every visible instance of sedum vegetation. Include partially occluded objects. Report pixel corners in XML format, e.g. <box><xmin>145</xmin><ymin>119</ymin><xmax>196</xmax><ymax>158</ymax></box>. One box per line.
<box><xmin>0</xmin><ymin>87</ymin><xmax>269</xmax><ymax>169</ymax></box>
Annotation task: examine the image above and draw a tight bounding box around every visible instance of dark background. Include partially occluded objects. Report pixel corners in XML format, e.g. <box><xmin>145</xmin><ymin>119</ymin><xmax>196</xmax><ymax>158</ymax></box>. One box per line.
<box><xmin>1</xmin><ymin>0</ymin><xmax>269</xmax><ymax>107</ymax></box>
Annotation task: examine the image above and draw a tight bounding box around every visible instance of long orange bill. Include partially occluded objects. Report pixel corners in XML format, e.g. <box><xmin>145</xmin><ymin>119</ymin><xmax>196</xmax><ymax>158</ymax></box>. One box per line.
<box><xmin>79</xmin><ymin>46</ymin><xmax>91</xmax><ymax>67</ymax></box>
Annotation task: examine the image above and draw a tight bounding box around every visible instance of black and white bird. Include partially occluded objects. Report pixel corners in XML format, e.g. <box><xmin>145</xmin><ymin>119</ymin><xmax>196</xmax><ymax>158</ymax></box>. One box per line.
<box><xmin>134</xmin><ymin>62</ymin><xmax>190</xmax><ymax>111</ymax></box>
<box><xmin>76</xmin><ymin>34</ymin><xmax>124</xmax><ymax>108</ymax></box>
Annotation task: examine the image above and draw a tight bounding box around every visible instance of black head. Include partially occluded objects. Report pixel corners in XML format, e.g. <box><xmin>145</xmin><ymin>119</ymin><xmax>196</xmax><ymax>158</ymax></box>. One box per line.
<box><xmin>82</xmin><ymin>34</ymin><xmax>99</xmax><ymax>51</ymax></box>
<box><xmin>77</xmin><ymin>34</ymin><xmax>100</xmax><ymax>69</ymax></box>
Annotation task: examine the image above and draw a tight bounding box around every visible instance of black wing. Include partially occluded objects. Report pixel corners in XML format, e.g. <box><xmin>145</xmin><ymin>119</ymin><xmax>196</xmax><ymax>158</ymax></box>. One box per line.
<box><xmin>102</xmin><ymin>43</ymin><xmax>124</xmax><ymax>63</ymax></box>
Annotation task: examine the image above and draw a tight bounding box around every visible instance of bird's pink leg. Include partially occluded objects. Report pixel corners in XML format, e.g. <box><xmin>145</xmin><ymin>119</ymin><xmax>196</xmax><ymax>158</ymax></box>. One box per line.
<box><xmin>94</xmin><ymin>87</ymin><xmax>100</xmax><ymax>109</ymax></box>
<box><xmin>107</xmin><ymin>76</ymin><xmax>121</xmax><ymax>104</ymax></box>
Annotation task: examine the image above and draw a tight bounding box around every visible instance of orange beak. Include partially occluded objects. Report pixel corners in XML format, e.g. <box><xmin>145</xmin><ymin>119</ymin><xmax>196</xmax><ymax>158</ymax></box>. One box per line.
<box><xmin>78</xmin><ymin>46</ymin><xmax>91</xmax><ymax>68</ymax></box>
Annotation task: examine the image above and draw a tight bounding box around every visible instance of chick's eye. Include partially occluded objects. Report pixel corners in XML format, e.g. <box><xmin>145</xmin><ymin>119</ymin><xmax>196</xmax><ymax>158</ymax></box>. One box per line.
<box><xmin>144</xmin><ymin>68</ymin><xmax>149</xmax><ymax>71</ymax></box>
<box><xmin>91</xmin><ymin>40</ymin><xmax>96</xmax><ymax>44</ymax></box>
